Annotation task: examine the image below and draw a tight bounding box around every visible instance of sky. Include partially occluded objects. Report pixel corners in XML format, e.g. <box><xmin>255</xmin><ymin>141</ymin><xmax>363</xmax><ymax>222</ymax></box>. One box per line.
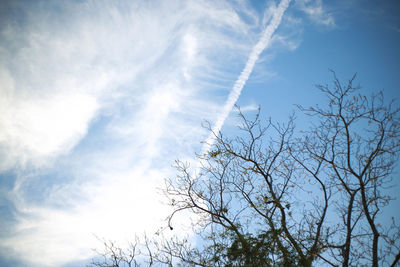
<box><xmin>0</xmin><ymin>0</ymin><xmax>399</xmax><ymax>266</ymax></box>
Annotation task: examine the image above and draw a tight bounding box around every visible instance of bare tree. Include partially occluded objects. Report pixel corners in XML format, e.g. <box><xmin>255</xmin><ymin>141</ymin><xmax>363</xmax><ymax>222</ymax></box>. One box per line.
<box><xmin>91</xmin><ymin>73</ymin><xmax>400</xmax><ymax>266</ymax></box>
<box><xmin>88</xmin><ymin>237</ymin><xmax>141</xmax><ymax>267</ymax></box>
<box><xmin>164</xmin><ymin>73</ymin><xmax>400</xmax><ymax>266</ymax></box>
<box><xmin>293</xmin><ymin>73</ymin><xmax>400</xmax><ymax>267</ymax></box>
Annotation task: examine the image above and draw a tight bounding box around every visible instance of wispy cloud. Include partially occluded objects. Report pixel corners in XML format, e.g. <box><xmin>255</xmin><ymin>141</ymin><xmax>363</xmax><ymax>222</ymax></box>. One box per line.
<box><xmin>0</xmin><ymin>0</ymin><xmax>288</xmax><ymax>266</ymax></box>
<box><xmin>296</xmin><ymin>0</ymin><xmax>335</xmax><ymax>27</ymax></box>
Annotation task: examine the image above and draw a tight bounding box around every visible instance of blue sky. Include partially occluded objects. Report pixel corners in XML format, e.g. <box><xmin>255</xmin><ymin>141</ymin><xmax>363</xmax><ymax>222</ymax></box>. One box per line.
<box><xmin>0</xmin><ymin>0</ymin><xmax>399</xmax><ymax>266</ymax></box>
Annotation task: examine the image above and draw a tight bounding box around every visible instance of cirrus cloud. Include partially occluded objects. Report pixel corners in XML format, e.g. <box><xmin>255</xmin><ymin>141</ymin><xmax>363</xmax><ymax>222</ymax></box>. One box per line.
<box><xmin>0</xmin><ymin>0</ymin><xmax>299</xmax><ymax>266</ymax></box>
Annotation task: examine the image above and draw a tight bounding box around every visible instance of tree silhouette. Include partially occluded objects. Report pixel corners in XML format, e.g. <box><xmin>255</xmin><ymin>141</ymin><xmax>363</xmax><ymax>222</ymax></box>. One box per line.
<box><xmin>90</xmin><ymin>73</ymin><xmax>400</xmax><ymax>267</ymax></box>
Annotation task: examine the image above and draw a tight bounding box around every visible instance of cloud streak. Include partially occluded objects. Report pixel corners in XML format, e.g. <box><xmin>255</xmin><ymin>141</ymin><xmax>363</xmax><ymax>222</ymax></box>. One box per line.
<box><xmin>202</xmin><ymin>0</ymin><xmax>291</xmax><ymax>155</ymax></box>
<box><xmin>296</xmin><ymin>0</ymin><xmax>335</xmax><ymax>27</ymax></box>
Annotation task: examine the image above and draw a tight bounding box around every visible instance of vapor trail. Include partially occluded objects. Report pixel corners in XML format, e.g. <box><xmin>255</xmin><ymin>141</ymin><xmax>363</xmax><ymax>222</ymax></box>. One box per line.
<box><xmin>202</xmin><ymin>0</ymin><xmax>291</xmax><ymax>155</ymax></box>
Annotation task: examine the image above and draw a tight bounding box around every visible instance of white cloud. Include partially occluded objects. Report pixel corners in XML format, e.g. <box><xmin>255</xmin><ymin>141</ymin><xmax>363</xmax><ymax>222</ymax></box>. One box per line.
<box><xmin>182</xmin><ymin>33</ymin><xmax>198</xmax><ymax>80</ymax></box>
<box><xmin>0</xmin><ymin>87</ymin><xmax>99</xmax><ymax>170</ymax></box>
<box><xmin>0</xmin><ymin>0</ymin><xmax>288</xmax><ymax>266</ymax></box>
<box><xmin>4</xmin><ymin>169</ymin><xmax>173</xmax><ymax>267</ymax></box>
<box><xmin>272</xmin><ymin>33</ymin><xmax>301</xmax><ymax>51</ymax></box>
<box><xmin>296</xmin><ymin>0</ymin><xmax>335</xmax><ymax>27</ymax></box>
<box><xmin>240</xmin><ymin>103</ymin><xmax>260</xmax><ymax>112</ymax></box>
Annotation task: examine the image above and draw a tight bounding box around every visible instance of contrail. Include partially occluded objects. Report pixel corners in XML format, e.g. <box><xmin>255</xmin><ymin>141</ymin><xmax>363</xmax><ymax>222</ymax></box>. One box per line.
<box><xmin>201</xmin><ymin>0</ymin><xmax>291</xmax><ymax>155</ymax></box>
